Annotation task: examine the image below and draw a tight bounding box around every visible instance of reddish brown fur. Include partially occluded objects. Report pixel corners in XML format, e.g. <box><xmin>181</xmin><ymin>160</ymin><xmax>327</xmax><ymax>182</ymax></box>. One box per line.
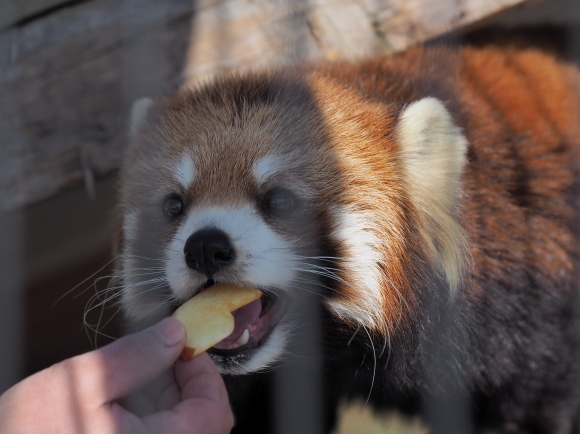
<box><xmin>122</xmin><ymin>45</ymin><xmax>579</xmax><ymax>334</ymax></box>
<box><xmin>305</xmin><ymin>74</ymin><xmax>424</xmax><ymax>333</ymax></box>
<box><xmin>457</xmin><ymin>47</ymin><xmax>578</xmax><ymax>297</ymax></box>
<box><xmin>304</xmin><ymin>45</ymin><xmax>579</xmax><ymax>318</ymax></box>
<box><xmin>120</xmin><ymin>43</ymin><xmax>580</xmax><ymax>432</ymax></box>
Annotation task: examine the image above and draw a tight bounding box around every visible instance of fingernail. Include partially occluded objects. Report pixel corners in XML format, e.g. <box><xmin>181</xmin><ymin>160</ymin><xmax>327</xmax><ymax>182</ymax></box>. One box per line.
<box><xmin>157</xmin><ymin>317</ymin><xmax>185</xmax><ymax>347</ymax></box>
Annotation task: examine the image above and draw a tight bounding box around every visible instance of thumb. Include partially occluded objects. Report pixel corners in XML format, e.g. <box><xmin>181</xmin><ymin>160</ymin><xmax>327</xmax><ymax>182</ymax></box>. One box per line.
<box><xmin>82</xmin><ymin>317</ymin><xmax>186</xmax><ymax>404</ymax></box>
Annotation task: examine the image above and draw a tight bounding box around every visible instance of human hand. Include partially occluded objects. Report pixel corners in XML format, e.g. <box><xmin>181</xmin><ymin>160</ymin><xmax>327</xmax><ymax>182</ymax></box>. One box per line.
<box><xmin>0</xmin><ymin>317</ymin><xmax>233</xmax><ymax>433</ymax></box>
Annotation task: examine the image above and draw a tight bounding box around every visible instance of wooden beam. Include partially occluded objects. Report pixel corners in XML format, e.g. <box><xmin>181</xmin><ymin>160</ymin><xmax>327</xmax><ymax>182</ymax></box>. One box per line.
<box><xmin>0</xmin><ymin>0</ymin><xmax>194</xmax><ymax>210</ymax></box>
<box><xmin>0</xmin><ymin>0</ymin><xmax>76</xmax><ymax>28</ymax></box>
<box><xmin>1</xmin><ymin>0</ymin><xmax>531</xmax><ymax>211</ymax></box>
<box><xmin>182</xmin><ymin>0</ymin><xmax>530</xmax><ymax>84</ymax></box>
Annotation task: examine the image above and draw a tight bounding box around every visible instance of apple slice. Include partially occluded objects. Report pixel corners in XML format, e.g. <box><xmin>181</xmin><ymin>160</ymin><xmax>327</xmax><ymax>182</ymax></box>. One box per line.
<box><xmin>172</xmin><ymin>284</ymin><xmax>262</xmax><ymax>360</ymax></box>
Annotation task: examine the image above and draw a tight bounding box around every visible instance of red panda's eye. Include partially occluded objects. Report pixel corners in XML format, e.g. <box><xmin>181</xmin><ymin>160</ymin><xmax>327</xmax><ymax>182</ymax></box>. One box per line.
<box><xmin>263</xmin><ymin>188</ymin><xmax>297</xmax><ymax>217</ymax></box>
<box><xmin>164</xmin><ymin>194</ymin><xmax>184</xmax><ymax>218</ymax></box>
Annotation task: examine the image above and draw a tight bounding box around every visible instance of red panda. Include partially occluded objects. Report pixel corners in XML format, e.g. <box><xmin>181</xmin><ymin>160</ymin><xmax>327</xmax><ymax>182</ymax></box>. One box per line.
<box><xmin>118</xmin><ymin>44</ymin><xmax>580</xmax><ymax>432</ymax></box>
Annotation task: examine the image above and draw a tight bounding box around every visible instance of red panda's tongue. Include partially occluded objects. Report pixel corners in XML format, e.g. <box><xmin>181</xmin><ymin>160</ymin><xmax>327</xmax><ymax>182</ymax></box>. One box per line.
<box><xmin>212</xmin><ymin>298</ymin><xmax>262</xmax><ymax>349</ymax></box>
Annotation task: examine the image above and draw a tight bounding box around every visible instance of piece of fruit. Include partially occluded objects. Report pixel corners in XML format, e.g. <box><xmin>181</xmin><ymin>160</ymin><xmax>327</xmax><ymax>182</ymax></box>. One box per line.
<box><xmin>172</xmin><ymin>284</ymin><xmax>262</xmax><ymax>360</ymax></box>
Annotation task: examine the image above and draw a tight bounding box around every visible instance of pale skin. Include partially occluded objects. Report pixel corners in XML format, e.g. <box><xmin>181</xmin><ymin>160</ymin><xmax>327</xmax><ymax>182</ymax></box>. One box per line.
<box><xmin>0</xmin><ymin>317</ymin><xmax>234</xmax><ymax>434</ymax></box>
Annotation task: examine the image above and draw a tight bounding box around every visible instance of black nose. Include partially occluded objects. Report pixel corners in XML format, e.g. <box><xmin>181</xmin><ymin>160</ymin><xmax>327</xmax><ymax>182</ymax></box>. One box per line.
<box><xmin>184</xmin><ymin>229</ymin><xmax>236</xmax><ymax>277</ymax></box>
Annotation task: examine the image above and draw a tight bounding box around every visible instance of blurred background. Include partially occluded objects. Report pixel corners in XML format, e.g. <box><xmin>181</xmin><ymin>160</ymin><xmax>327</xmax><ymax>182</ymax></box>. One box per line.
<box><xmin>1</xmin><ymin>0</ymin><xmax>579</xmax><ymax>431</ymax></box>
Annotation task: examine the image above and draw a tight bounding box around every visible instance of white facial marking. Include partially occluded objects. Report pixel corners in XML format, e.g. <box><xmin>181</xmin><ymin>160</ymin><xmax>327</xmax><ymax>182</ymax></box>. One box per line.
<box><xmin>326</xmin><ymin>208</ymin><xmax>385</xmax><ymax>332</ymax></box>
<box><xmin>252</xmin><ymin>154</ymin><xmax>287</xmax><ymax>184</ymax></box>
<box><xmin>252</xmin><ymin>153</ymin><xmax>317</xmax><ymax>200</ymax></box>
<box><xmin>174</xmin><ymin>154</ymin><xmax>196</xmax><ymax>189</ymax></box>
<box><xmin>165</xmin><ymin>206</ymin><xmax>297</xmax><ymax>300</ymax></box>
<box><xmin>122</xmin><ymin>211</ymin><xmax>139</xmax><ymax>245</ymax></box>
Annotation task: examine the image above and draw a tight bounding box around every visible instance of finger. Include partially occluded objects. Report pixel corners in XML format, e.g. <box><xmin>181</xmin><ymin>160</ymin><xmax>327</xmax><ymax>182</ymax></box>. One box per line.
<box><xmin>79</xmin><ymin>317</ymin><xmax>186</xmax><ymax>404</ymax></box>
<box><xmin>122</xmin><ymin>368</ymin><xmax>181</xmax><ymax>416</ymax></box>
<box><xmin>175</xmin><ymin>353</ymin><xmax>229</xmax><ymax>404</ymax></box>
<box><xmin>109</xmin><ymin>355</ymin><xmax>233</xmax><ymax>434</ymax></box>
<box><xmin>142</xmin><ymin>354</ymin><xmax>233</xmax><ymax>434</ymax></box>
<box><xmin>154</xmin><ymin>354</ymin><xmax>233</xmax><ymax>432</ymax></box>
<box><xmin>142</xmin><ymin>399</ymin><xmax>234</xmax><ymax>434</ymax></box>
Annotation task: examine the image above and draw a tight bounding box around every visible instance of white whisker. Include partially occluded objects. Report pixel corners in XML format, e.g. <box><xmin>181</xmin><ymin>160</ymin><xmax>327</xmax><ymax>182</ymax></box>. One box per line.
<box><xmin>362</xmin><ymin>324</ymin><xmax>376</xmax><ymax>404</ymax></box>
<box><xmin>347</xmin><ymin>324</ymin><xmax>361</xmax><ymax>346</ymax></box>
<box><xmin>81</xmin><ymin>264</ymin><xmax>170</xmax><ymax>348</ymax></box>
<box><xmin>53</xmin><ymin>255</ymin><xmax>118</xmax><ymax>307</ymax></box>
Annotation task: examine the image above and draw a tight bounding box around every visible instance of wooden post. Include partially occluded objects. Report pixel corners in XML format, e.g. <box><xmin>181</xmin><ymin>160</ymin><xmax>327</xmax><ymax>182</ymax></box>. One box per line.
<box><xmin>0</xmin><ymin>0</ymin><xmax>531</xmax><ymax>211</ymax></box>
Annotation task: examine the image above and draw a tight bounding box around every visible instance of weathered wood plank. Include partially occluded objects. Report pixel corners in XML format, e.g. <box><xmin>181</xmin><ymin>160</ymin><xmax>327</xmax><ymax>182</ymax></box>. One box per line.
<box><xmin>0</xmin><ymin>0</ymin><xmax>75</xmax><ymax>28</ymax></box>
<box><xmin>183</xmin><ymin>0</ymin><xmax>530</xmax><ymax>84</ymax></box>
<box><xmin>1</xmin><ymin>0</ymin><xmax>531</xmax><ymax>211</ymax></box>
<box><xmin>0</xmin><ymin>0</ymin><xmax>194</xmax><ymax>210</ymax></box>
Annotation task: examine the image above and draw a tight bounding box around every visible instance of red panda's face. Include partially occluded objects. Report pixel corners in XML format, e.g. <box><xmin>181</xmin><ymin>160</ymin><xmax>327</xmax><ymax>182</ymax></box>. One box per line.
<box><xmin>118</xmin><ymin>71</ymin><xmax>468</xmax><ymax>374</ymax></box>
<box><xmin>119</xmin><ymin>75</ymin><xmax>350</xmax><ymax>373</ymax></box>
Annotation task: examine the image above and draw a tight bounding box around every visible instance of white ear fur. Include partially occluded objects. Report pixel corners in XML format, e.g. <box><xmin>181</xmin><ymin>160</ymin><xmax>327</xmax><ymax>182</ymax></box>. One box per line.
<box><xmin>398</xmin><ymin>97</ymin><xmax>467</xmax><ymax>207</ymax></box>
<box><xmin>397</xmin><ymin>97</ymin><xmax>468</xmax><ymax>294</ymax></box>
<box><xmin>129</xmin><ymin>97</ymin><xmax>154</xmax><ymax>136</ymax></box>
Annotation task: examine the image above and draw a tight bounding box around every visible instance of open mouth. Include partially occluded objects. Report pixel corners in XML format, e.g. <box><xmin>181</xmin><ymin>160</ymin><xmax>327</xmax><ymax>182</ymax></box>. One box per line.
<box><xmin>174</xmin><ymin>280</ymin><xmax>288</xmax><ymax>357</ymax></box>
<box><xmin>209</xmin><ymin>291</ymin><xmax>286</xmax><ymax>356</ymax></box>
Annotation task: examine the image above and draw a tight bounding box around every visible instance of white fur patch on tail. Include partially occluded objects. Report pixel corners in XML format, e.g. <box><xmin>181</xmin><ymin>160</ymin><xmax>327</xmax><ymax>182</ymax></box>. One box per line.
<box><xmin>397</xmin><ymin>97</ymin><xmax>468</xmax><ymax>294</ymax></box>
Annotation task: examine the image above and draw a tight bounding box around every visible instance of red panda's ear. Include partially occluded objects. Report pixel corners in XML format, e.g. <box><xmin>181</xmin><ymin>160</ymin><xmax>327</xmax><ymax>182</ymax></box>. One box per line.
<box><xmin>129</xmin><ymin>97</ymin><xmax>154</xmax><ymax>137</ymax></box>
<box><xmin>397</xmin><ymin>97</ymin><xmax>467</xmax><ymax>210</ymax></box>
<box><xmin>397</xmin><ymin>97</ymin><xmax>468</xmax><ymax>294</ymax></box>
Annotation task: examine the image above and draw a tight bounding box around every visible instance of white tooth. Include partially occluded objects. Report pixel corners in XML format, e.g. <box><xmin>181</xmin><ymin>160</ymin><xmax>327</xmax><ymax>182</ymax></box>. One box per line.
<box><xmin>236</xmin><ymin>329</ymin><xmax>250</xmax><ymax>347</ymax></box>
